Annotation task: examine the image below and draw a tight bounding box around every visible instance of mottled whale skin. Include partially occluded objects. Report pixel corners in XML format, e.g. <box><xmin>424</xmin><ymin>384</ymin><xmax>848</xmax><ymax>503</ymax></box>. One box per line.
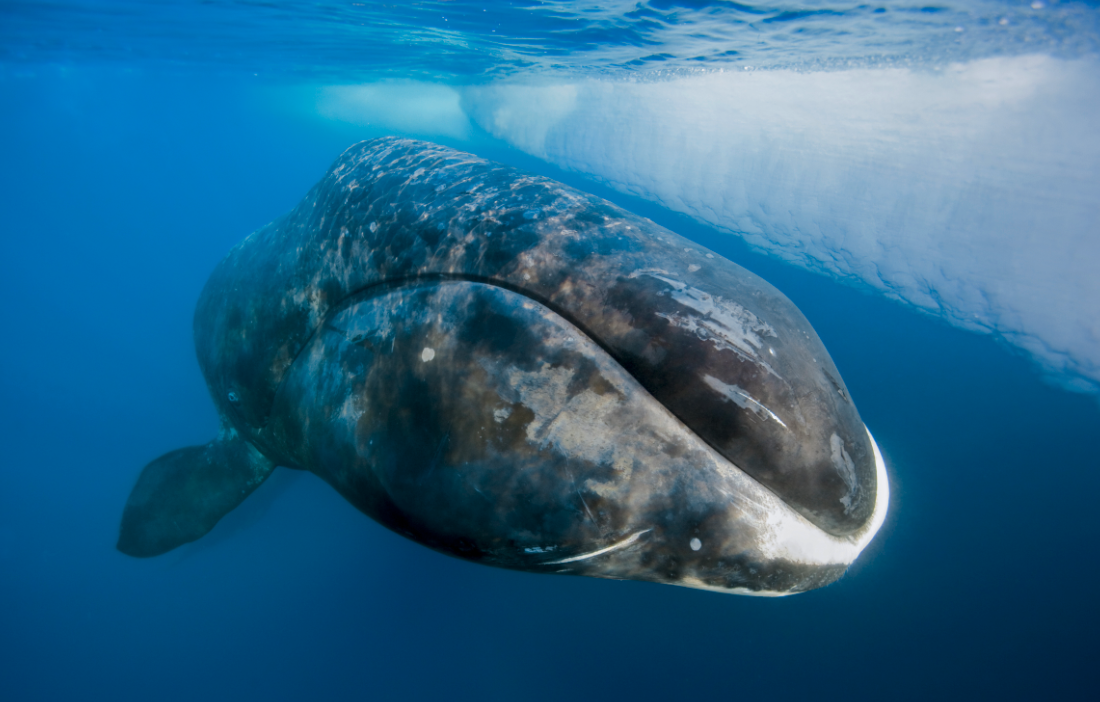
<box><xmin>118</xmin><ymin>137</ymin><xmax>888</xmax><ymax>596</ymax></box>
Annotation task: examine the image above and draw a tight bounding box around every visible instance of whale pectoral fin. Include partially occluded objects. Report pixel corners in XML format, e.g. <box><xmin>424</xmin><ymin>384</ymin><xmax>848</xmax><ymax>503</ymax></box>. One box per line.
<box><xmin>117</xmin><ymin>429</ymin><xmax>276</xmax><ymax>557</ymax></box>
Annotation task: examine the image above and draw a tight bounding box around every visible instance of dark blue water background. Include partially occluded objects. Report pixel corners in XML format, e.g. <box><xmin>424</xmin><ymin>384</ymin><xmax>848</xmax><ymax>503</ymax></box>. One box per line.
<box><xmin>2</xmin><ymin>3</ymin><xmax>1099</xmax><ymax>700</ymax></box>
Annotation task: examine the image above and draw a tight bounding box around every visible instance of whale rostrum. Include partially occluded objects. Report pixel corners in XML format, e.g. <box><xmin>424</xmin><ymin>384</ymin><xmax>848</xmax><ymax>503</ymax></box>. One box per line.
<box><xmin>118</xmin><ymin>137</ymin><xmax>889</xmax><ymax>596</ymax></box>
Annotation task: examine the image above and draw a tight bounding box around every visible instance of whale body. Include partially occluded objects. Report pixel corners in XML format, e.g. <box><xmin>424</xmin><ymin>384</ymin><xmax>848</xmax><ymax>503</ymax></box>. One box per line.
<box><xmin>118</xmin><ymin>137</ymin><xmax>888</xmax><ymax>596</ymax></box>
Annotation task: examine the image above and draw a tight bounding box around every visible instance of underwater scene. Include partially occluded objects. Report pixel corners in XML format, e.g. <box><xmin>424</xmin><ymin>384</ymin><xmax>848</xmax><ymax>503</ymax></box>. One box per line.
<box><xmin>1</xmin><ymin>1</ymin><xmax>1098</xmax><ymax>700</ymax></box>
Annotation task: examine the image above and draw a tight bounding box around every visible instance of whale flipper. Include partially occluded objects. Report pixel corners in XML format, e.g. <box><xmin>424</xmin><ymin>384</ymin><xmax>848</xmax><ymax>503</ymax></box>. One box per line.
<box><xmin>117</xmin><ymin>426</ymin><xmax>276</xmax><ymax>557</ymax></box>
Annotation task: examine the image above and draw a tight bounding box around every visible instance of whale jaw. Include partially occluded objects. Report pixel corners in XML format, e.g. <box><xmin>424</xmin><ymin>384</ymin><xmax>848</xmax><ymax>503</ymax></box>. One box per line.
<box><xmin>264</xmin><ymin>280</ymin><xmax>888</xmax><ymax>595</ymax></box>
<box><xmin>520</xmin><ymin>427</ymin><xmax>889</xmax><ymax>597</ymax></box>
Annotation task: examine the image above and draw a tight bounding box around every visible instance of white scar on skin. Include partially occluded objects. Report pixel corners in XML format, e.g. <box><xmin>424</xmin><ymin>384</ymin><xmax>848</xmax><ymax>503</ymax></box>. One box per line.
<box><xmin>702</xmin><ymin>374</ymin><xmax>788</xmax><ymax>429</ymax></box>
<box><xmin>831</xmin><ymin>432</ymin><xmax>861</xmax><ymax>515</ymax></box>
<box><xmin>543</xmin><ymin>529</ymin><xmax>652</xmax><ymax>565</ymax></box>
<box><xmin>628</xmin><ymin>270</ymin><xmax>779</xmax><ymax>377</ymax></box>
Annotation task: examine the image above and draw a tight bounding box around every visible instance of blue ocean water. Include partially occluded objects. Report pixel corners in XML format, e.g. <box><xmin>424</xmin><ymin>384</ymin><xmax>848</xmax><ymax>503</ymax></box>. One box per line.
<box><xmin>1</xmin><ymin>3</ymin><xmax>1098</xmax><ymax>701</ymax></box>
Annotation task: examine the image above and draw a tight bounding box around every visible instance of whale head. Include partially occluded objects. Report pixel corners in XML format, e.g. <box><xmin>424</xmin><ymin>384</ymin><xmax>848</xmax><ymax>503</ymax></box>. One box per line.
<box><xmin>120</xmin><ymin>137</ymin><xmax>888</xmax><ymax>596</ymax></box>
<box><xmin>266</xmin><ymin>275</ymin><xmax>888</xmax><ymax>596</ymax></box>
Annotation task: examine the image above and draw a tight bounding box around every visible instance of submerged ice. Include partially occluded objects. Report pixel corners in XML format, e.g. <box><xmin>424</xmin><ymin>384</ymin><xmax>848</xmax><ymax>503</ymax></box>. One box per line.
<box><xmin>458</xmin><ymin>54</ymin><xmax>1100</xmax><ymax>394</ymax></box>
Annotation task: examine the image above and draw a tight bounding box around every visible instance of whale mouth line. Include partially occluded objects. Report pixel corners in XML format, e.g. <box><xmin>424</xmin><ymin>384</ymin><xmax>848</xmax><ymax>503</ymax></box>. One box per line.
<box><xmin>326</xmin><ymin>271</ymin><xmax>615</xmax><ymax>354</ymax></box>
<box><xmin>285</xmin><ymin>272</ymin><xmax>637</xmax><ymax>415</ymax></box>
<box><xmin>270</xmin><ymin>272</ymin><xmax>863</xmax><ymax>535</ymax></box>
<box><xmin>315</xmin><ymin>272</ymin><xmax>762</xmax><ymax>470</ymax></box>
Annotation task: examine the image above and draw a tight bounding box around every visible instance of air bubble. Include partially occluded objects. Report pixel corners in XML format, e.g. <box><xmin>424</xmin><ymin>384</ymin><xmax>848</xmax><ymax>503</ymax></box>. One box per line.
<box><xmin>690</xmin><ymin>538</ymin><xmax>702</xmax><ymax>551</ymax></box>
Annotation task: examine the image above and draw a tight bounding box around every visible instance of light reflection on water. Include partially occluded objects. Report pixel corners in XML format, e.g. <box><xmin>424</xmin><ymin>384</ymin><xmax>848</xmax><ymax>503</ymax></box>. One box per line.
<box><xmin>2</xmin><ymin>1</ymin><xmax>1098</xmax><ymax>79</ymax></box>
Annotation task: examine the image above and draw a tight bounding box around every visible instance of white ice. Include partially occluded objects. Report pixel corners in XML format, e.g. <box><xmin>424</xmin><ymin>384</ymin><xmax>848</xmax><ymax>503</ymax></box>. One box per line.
<box><xmin>461</xmin><ymin>55</ymin><xmax>1100</xmax><ymax>394</ymax></box>
<box><xmin>315</xmin><ymin>55</ymin><xmax>1100</xmax><ymax>394</ymax></box>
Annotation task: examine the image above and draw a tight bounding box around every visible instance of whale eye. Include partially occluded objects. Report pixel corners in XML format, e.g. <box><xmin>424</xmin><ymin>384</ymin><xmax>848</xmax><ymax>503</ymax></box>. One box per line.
<box><xmin>227</xmin><ymin>391</ymin><xmax>240</xmax><ymax>404</ymax></box>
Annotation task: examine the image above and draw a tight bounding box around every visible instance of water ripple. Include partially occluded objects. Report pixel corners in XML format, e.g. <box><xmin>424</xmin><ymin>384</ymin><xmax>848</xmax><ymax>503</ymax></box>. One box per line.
<box><xmin>1</xmin><ymin>1</ymin><xmax>1097</xmax><ymax>79</ymax></box>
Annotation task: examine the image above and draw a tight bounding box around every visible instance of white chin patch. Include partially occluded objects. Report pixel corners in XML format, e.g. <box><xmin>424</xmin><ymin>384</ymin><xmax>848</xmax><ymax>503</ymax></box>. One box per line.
<box><xmin>777</xmin><ymin>425</ymin><xmax>889</xmax><ymax>565</ymax></box>
<box><xmin>726</xmin><ymin>425</ymin><xmax>891</xmax><ymax>597</ymax></box>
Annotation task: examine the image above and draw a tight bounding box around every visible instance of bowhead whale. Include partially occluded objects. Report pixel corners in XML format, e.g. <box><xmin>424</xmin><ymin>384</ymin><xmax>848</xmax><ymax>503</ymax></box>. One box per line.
<box><xmin>118</xmin><ymin>137</ymin><xmax>888</xmax><ymax>596</ymax></box>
